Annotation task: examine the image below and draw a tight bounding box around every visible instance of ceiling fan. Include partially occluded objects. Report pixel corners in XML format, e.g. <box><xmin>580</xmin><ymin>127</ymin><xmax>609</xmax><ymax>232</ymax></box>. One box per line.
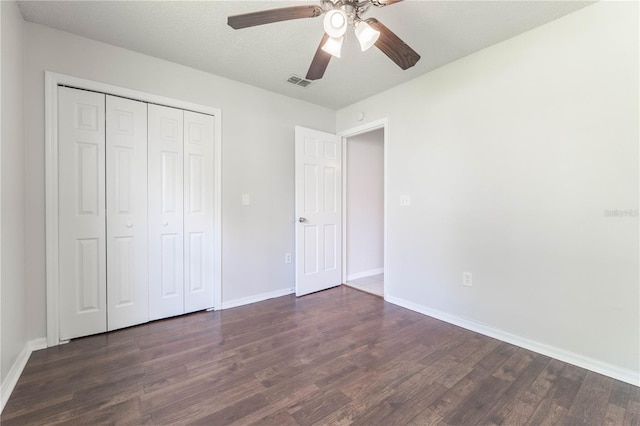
<box><xmin>227</xmin><ymin>0</ymin><xmax>420</xmax><ymax>81</ymax></box>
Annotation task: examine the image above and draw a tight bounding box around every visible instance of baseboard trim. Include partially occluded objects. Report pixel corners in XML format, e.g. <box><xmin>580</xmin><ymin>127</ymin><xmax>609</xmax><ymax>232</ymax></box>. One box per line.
<box><xmin>29</xmin><ymin>338</ymin><xmax>48</xmax><ymax>352</ymax></box>
<box><xmin>221</xmin><ymin>288</ymin><xmax>294</xmax><ymax>310</ymax></box>
<box><xmin>347</xmin><ymin>268</ymin><xmax>384</xmax><ymax>282</ymax></box>
<box><xmin>386</xmin><ymin>296</ymin><xmax>639</xmax><ymax>387</ymax></box>
<box><xmin>1</xmin><ymin>337</ymin><xmax>47</xmax><ymax>413</ymax></box>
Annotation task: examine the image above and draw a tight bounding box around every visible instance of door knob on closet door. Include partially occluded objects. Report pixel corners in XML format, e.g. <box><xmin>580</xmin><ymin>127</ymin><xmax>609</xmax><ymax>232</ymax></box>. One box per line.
<box><xmin>162</xmin><ymin>221</ymin><xmax>169</xmax><ymax>227</ymax></box>
<box><xmin>126</xmin><ymin>223</ymin><xmax>133</xmax><ymax>228</ymax></box>
<box><xmin>298</xmin><ymin>217</ymin><xmax>307</xmax><ymax>223</ymax></box>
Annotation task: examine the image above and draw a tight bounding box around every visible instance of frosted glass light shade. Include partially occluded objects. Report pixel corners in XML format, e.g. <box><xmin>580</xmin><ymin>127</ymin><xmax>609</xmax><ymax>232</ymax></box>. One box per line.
<box><xmin>355</xmin><ymin>21</ymin><xmax>380</xmax><ymax>51</ymax></box>
<box><xmin>323</xmin><ymin>10</ymin><xmax>348</xmax><ymax>38</ymax></box>
<box><xmin>321</xmin><ymin>36</ymin><xmax>344</xmax><ymax>58</ymax></box>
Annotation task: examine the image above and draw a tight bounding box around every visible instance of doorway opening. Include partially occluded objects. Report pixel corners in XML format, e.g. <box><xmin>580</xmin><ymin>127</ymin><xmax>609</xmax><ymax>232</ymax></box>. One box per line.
<box><xmin>342</xmin><ymin>124</ymin><xmax>386</xmax><ymax>297</ymax></box>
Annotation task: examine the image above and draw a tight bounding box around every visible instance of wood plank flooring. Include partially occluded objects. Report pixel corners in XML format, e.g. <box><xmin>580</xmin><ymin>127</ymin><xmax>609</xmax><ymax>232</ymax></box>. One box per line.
<box><xmin>3</xmin><ymin>286</ymin><xmax>639</xmax><ymax>425</ymax></box>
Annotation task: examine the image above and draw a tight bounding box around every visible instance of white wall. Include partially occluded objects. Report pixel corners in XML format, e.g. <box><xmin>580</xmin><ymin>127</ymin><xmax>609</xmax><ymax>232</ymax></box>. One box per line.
<box><xmin>23</xmin><ymin>22</ymin><xmax>335</xmax><ymax>340</ymax></box>
<box><xmin>346</xmin><ymin>128</ymin><xmax>384</xmax><ymax>279</ymax></box>
<box><xmin>338</xmin><ymin>2</ymin><xmax>639</xmax><ymax>381</ymax></box>
<box><xmin>1</xmin><ymin>0</ymin><xmax>28</xmax><ymax>382</ymax></box>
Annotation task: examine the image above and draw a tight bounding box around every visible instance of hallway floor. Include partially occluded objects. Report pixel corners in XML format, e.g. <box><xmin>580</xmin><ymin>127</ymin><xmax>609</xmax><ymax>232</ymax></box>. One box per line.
<box><xmin>345</xmin><ymin>273</ymin><xmax>384</xmax><ymax>297</ymax></box>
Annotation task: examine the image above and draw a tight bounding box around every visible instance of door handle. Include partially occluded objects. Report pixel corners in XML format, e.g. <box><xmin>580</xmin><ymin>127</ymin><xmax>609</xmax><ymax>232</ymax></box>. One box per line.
<box><xmin>162</xmin><ymin>222</ymin><xmax>169</xmax><ymax>227</ymax></box>
<box><xmin>126</xmin><ymin>223</ymin><xmax>133</xmax><ymax>228</ymax></box>
<box><xmin>298</xmin><ymin>217</ymin><xmax>307</xmax><ymax>223</ymax></box>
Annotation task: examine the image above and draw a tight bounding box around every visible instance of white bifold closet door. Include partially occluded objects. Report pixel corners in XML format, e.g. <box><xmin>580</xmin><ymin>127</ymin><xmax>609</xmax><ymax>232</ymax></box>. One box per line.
<box><xmin>148</xmin><ymin>104</ymin><xmax>185</xmax><ymax>320</ymax></box>
<box><xmin>58</xmin><ymin>87</ymin><xmax>215</xmax><ymax>340</ymax></box>
<box><xmin>59</xmin><ymin>87</ymin><xmax>108</xmax><ymax>340</ymax></box>
<box><xmin>59</xmin><ymin>88</ymin><xmax>148</xmax><ymax>340</ymax></box>
<box><xmin>148</xmin><ymin>105</ymin><xmax>215</xmax><ymax>320</ymax></box>
<box><xmin>105</xmin><ymin>95</ymin><xmax>149</xmax><ymax>331</ymax></box>
<box><xmin>183</xmin><ymin>110</ymin><xmax>215</xmax><ymax>313</ymax></box>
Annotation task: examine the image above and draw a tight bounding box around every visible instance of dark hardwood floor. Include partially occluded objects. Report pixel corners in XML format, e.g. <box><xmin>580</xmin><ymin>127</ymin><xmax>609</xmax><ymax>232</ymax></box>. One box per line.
<box><xmin>2</xmin><ymin>286</ymin><xmax>639</xmax><ymax>425</ymax></box>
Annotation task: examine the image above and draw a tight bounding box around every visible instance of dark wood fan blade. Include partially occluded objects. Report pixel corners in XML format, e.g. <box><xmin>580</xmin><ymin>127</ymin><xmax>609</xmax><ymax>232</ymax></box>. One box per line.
<box><xmin>372</xmin><ymin>0</ymin><xmax>404</xmax><ymax>6</ymax></box>
<box><xmin>306</xmin><ymin>34</ymin><xmax>332</xmax><ymax>80</ymax></box>
<box><xmin>366</xmin><ymin>18</ymin><xmax>420</xmax><ymax>70</ymax></box>
<box><xmin>228</xmin><ymin>5</ymin><xmax>323</xmax><ymax>29</ymax></box>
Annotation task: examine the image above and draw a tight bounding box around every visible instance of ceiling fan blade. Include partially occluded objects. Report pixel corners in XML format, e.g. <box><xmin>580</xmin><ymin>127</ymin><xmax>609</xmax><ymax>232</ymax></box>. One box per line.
<box><xmin>228</xmin><ymin>5</ymin><xmax>323</xmax><ymax>29</ymax></box>
<box><xmin>372</xmin><ymin>0</ymin><xmax>404</xmax><ymax>6</ymax></box>
<box><xmin>366</xmin><ymin>18</ymin><xmax>420</xmax><ymax>70</ymax></box>
<box><xmin>306</xmin><ymin>34</ymin><xmax>332</xmax><ymax>80</ymax></box>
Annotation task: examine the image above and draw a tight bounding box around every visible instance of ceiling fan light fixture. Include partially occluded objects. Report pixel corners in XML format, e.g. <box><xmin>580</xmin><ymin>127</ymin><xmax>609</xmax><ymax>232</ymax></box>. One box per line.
<box><xmin>323</xmin><ymin>9</ymin><xmax>348</xmax><ymax>38</ymax></box>
<box><xmin>321</xmin><ymin>35</ymin><xmax>344</xmax><ymax>58</ymax></box>
<box><xmin>355</xmin><ymin>20</ymin><xmax>380</xmax><ymax>51</ymax></box>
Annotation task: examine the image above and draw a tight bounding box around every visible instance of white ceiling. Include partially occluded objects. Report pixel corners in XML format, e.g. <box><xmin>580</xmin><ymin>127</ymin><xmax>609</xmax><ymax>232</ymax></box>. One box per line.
<box><xmin>17</xmin><ymin>0</ymin><xmax>594</xmax><ymax>109</ymax></box>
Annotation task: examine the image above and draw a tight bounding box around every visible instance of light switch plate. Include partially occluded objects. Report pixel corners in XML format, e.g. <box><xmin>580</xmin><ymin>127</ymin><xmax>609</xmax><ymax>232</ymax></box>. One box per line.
<box><xmin>463</xmin><ymin>272</ymin><xmax>473</xmax><ymax>287</ymax></box>
<box><xmin>242</xmin><ymin>194</ymin><xmax>250</xmax><ymax>206</ymax></box>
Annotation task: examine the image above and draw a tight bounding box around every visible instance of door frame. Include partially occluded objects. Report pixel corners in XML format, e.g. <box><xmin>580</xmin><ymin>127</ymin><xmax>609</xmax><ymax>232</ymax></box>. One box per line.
<box><xmin>339</xmin><ymin>118</ymin><xmax>388</xmax><ymax>299</ymax></box>
<box><xmin>44</xmin><ymin>71</ymin><xmax>223</xmax><ymax>347</ymax></box>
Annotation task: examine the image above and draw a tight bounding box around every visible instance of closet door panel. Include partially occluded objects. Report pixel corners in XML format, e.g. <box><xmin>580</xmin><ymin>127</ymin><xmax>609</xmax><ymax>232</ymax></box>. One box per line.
<box><xmin>184</xmin><ymin>111</ymin><xmax>215</xmax><ymax>312</ymax></box>
<box><xmin>106</xmin><ymin>95</ymin><xmax>149</xmax><ymax>331</ymax></box>
<box><xmin>58</xmin><ymin>87</ymin><xmax>107</xmax><ymax>340</ymax></box>
<box><xmin>148</xmin><ymin>104</ymin><xmax>184</xmax><ymax>320</ymax></box>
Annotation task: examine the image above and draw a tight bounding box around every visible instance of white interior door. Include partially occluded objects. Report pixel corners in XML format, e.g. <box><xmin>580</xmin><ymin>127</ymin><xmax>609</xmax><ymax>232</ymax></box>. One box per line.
<box><xmin>148</xmin><ymin>104</ymin><xmax>184</xmax><ymax>320</ymax></box>
<box><xmin>295</xmin><ymin>126</ymin><xmax>343</xmax><ymax>296</ymax></box>
<box><xmin>106</xmin><ymin>95</ymin><xmax>149</xmax><ymax>330</ymax></box>
<box><xmin>58</xmin><ymin>87</ymin><xmax>107</xmax><ymax>340</ymax></box>
<box><xmin>183</xmin><ymin>111</ymin><xmax>215</xmax><ymax>312</ymax></box>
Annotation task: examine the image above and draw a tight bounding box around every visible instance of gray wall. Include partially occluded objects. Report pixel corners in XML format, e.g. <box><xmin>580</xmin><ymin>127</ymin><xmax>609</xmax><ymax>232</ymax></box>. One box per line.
<box><xmin>1</xmin><ymin>0</ymin><xmax>28</xmax><ymax>382</ymax></box>
<box><xmin>338</xmin><ymin>2</ymin><xmax>639</xmax><ymax>377</ymax></box>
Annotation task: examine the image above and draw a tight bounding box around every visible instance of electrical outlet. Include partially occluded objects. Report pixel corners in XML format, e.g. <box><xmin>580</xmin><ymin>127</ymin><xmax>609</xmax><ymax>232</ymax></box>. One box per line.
<box><xmin>463</xmin><ymin>272</ymin><xmax>473</xmax><ymax>287</ymax></box>
<box><xmin>400</xmin><ymin>195</ymin><xmax>411</xmax><ymax>207</ymax></box>
<box><xmin>285</xmin><ymin>253</ymin><xmax>292</xmax><ymax>264</ymax></box>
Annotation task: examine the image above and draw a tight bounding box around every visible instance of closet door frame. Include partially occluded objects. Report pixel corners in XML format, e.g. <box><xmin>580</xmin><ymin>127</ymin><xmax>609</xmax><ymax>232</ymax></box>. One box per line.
<box><xmin>45</xmin><ymin>72</ymin><xmax>222</xmax><ymax>347</ymax></box>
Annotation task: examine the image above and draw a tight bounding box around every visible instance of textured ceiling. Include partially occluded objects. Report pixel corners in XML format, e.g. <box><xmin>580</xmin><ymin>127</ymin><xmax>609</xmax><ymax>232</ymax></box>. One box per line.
<box><xmin>18</xmin><ymin>0</ymin><xmax>594</xmax><ymax>109</ymax></box>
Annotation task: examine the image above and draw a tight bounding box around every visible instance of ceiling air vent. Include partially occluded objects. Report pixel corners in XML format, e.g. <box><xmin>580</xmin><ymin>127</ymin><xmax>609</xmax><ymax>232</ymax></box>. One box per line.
<box><xmin>286</xmin><ymin>75</ymin><xmax>313</xmax><ymax>88</ymax></box>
